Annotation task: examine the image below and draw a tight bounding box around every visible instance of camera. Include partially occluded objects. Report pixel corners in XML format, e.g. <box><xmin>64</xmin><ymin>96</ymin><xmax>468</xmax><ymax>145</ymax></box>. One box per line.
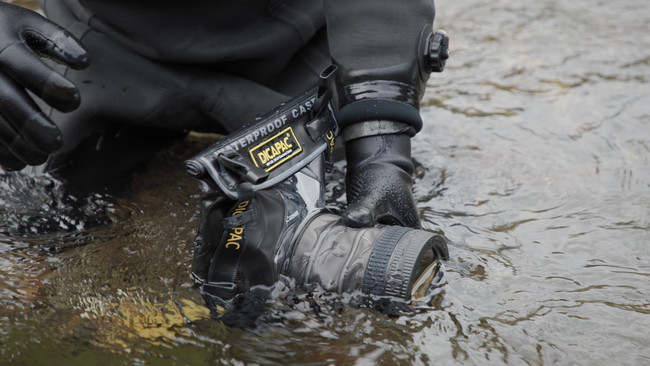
<box><xmin>184</xmin><ymin>66</ymin><xmax>448</xmax><ymax>311</ymax></box>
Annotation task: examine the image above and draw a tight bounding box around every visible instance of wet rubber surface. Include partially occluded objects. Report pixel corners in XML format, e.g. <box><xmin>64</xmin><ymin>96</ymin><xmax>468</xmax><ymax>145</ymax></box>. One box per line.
<box><xmin>1</xmin><ymin>0</ymin><xmax>649</xmax><ymax>364</ymax></box>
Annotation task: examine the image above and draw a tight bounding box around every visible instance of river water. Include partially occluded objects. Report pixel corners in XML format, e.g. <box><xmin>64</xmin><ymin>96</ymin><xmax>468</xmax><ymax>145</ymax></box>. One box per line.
<box><xmin>1</xmin><ymin>0</ymin><xmax>649</xmax><ymax>365</ymax></box>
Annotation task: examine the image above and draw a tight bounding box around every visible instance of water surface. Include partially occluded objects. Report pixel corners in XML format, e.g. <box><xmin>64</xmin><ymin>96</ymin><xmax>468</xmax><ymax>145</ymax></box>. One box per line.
<box><xmin>1</xmin><ymin>0</ymin><xmax>649</xmax><ymax>364</ymax></box>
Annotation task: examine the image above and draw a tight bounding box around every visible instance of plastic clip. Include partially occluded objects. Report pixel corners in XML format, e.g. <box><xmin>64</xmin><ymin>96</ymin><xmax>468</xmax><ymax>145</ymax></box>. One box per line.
<box><xmin>427</xmin><ymin>30</ymin><xmax>450</xmax><ymax>73</ymax></box>
<box><xmin>218</xmin><ymin>150</ymin><xmax>268</xmax><ymax>185</ymax></box>
<box><xmin>311</xmin><ymin>64</ymin><xmax>338</xmax><ymax>118</ymax></box>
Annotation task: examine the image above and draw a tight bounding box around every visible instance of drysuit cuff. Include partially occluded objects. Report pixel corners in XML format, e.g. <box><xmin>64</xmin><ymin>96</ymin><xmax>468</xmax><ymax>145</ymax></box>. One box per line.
<box><xmin>341</xmin><ymin>120</ymin><xmax>416</xmax><ymax>143</ymax></box>
<box><xmin>337</xmin><ymin>99</ymin><xmax>423</xmax><ymax>135</ymax></box>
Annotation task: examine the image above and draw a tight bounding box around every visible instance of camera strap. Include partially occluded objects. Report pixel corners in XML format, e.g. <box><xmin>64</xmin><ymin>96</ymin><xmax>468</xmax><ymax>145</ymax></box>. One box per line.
<box><xmin>202</xmin><ymin>183</ymin><xmax>256</xmax><ymax>300</ymax></box>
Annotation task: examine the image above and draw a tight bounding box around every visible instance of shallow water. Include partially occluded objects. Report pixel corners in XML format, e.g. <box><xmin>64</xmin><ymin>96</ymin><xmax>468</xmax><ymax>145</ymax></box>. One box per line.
<box><xmin>1</xmin><ymin>0</ymin><xmax>649</xmax><ymax>365</ymax></box>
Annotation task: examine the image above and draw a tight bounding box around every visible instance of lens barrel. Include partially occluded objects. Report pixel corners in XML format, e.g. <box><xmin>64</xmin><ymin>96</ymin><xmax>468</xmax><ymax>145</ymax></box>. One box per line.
<box><xmin>287</xmin><ymin>213</ymin><xmax>448</xmax><ymax>299</ymax></box>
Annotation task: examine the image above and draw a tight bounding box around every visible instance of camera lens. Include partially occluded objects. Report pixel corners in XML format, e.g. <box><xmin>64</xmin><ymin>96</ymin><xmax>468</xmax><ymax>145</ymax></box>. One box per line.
<box><xmin>362</xmin><ymin>226</ymin><xmax>447</xmax><ymax>298</ymax></box>
<box><xmin>288</xmin><ymin>213</ymin><xmax>448</xmax><ymax>299</ymax></box>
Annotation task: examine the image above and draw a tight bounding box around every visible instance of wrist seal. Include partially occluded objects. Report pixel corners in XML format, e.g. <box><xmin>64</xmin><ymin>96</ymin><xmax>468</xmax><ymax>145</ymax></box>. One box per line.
<box><xmin>341</xmin><ymin>120</ymin><xmax>415</xmax><ymax>143</ymax></box>
<box><xmin>337</xmin><ymin>97</ymin><xmax>423</xmax><ymax>133</ymax></box>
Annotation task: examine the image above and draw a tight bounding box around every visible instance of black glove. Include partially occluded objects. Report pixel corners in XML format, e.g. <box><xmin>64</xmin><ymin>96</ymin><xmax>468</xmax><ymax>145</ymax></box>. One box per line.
<box><xmin>343</xmin><ymin>130</ymin><xmax>420</xmax><ymax>229</ymax></box>
<box><xmin>0</xmin><ymin>2</ymin><xmax>89</xmax><ymax>171</ymax></box>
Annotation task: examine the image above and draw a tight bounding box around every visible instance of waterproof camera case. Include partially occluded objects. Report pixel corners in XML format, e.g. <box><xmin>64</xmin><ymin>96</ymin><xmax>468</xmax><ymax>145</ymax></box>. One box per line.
<box><xmin>184</xmin><ymin>65</ymin><xmax>448</xmax><ymax>311</ymax></box>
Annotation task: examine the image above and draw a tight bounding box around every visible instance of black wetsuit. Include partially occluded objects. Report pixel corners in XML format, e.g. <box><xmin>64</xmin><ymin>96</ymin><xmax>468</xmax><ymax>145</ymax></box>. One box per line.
<box><xmin>38</xmin><ymin>0</ymin><xmax>435</xmax><ymax>182</ymax></box>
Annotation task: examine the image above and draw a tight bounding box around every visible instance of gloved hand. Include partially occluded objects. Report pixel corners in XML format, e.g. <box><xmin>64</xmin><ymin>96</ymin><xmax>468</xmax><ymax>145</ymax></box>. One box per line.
<box><xmin>0</xmin><ymin>2</ymin><xmax>89</xmax><ymax>171</ymax></box>
<box><xmin>343</xmin><ymin>129</ymin><xmax>421</xmax><ymax>229</ymax></box>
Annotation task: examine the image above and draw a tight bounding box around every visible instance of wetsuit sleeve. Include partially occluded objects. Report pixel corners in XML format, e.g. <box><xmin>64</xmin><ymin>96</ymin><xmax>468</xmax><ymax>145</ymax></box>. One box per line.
<box><xmin>323</xmin><ymin>0</ymin><xmax>435</xmax><ymax>133</ymax></box>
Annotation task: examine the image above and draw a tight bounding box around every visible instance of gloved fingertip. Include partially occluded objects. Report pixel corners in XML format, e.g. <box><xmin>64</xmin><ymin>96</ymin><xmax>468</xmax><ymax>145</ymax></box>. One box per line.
<box><xmin>63</xmin><ymin>51</ymin><xmax>90</xmax><ymax>70</ymax></box>
<box><xmin>22</xmin><ymin>114</ymin><xmax>63</xmax><ymax>153</ymax></box>
<box><xmin>343</xmin><ymin>204</ymin><xmax>376</xmax><ymax>228</ymax></box>
<box><xmin>1</xmin><ymin>160</ymin><xmax>27</xmax><ymax>172</ymax></box>
<box><xmin>53</xmin><ymin>91</ymin><xmax>81</xmax><ymax>112</ymax></box>
<box><xmin>32</xmin><ymin>29</ymin><xmax>90</xmax><ymax>70</ymax></box>
<box><xmin>70</xmin><ymin>53</ymin><xmax>91</xmax><ymax>70</ymax></box>
<box><xmin>42</xmin><ymin>72</ymin><xmax>81</xmax><ymax>112</ymax></box>
<box><xmin>61</xmin><ymin>38</ymin><xmax>91</xmax><ymax>70</ymax></box>
<box><xmin>21</xmin><ymin>151</ymin><xmax>49</xmax><ymax>166</ymax></box>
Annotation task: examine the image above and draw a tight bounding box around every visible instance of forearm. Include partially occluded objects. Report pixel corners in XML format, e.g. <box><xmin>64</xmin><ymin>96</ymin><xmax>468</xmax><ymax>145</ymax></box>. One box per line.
<box><xmin>324</xmin><ymin>0</ymin><xmax>436</xmax><ymax>133</ymax></box>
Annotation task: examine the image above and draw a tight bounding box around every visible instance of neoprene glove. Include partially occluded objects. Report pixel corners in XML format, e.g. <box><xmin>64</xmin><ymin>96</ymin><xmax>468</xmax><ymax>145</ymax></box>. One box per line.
<box><xmin>0</xmin><ymin>2</ymin><xmax>89</xmax><ymax>171</ymax></box>
<box><xmin>343</xmin><ymin>131</ymin><xmax>420</xmax><ymax>229</ymax></box>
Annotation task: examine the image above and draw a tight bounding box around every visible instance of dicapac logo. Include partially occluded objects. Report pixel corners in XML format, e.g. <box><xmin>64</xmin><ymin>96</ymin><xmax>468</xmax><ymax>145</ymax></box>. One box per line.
<box><xmin>249</xmin><ymin>127</ymin><xmax>302</xmax><ymax>172</ymax></box>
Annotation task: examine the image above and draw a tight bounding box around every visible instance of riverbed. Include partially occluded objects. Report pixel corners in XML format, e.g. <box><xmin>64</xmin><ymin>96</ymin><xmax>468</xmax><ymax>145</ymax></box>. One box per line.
<box><xmin>1</xmin><ymin>0</ymin><xmax>649</xmax><ymax>364</ymax></box>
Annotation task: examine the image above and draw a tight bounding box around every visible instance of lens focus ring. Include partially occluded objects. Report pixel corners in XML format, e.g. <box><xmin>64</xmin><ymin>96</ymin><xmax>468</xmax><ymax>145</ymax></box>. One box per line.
<box><xmin>362</xmin><ymin>226</ymin><xmax>442</xmax><ymax>299</ymax></box>
<box><xmin>362</xmin><ymin>226</ymin><xmax>411</xmax><ymax>296</ymax></box>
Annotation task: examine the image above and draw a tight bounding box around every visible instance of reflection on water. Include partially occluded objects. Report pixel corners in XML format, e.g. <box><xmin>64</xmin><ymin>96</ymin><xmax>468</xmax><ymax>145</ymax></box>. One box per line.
<box><xmin>2</xmin><ymin>0</ymin><xmax>650</xmax><ymax>364</ymax></box>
